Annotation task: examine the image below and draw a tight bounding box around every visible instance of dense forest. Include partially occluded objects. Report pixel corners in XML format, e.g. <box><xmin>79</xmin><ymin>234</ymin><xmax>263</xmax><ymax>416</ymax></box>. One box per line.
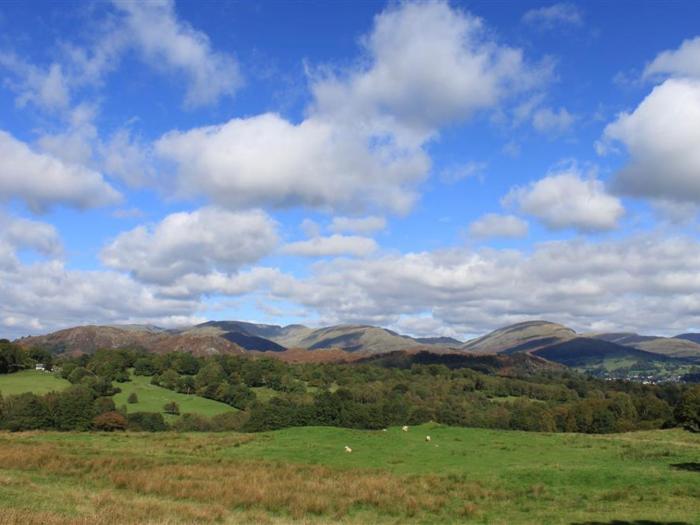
<box><xmin>1</xmin><ymin>340</ymin><xmax>699</xmax><ymax>434</ymax></box>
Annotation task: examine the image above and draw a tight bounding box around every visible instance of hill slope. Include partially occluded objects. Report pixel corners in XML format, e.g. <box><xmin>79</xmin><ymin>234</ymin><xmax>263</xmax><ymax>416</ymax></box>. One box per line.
<box><xmin>17</xmin><ymin>325</ymin><xmax>245</xmax><ymax>356</ymax></box>
<box><xmin>461</xmin><ymin>321</ymin><xmax>576</xmax><ymax>354</ymax></box>
<box><xmin>590</xmin><ymin>332</ymin><xmax>700</xmax><ymax>359</ymax></box>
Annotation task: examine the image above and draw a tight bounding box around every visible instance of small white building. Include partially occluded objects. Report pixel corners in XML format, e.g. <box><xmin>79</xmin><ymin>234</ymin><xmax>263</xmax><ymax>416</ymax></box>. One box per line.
<box><xmin>35</xmin><ymin>363</ymin><xmax>46</xmax><ymax>371</ymax></box>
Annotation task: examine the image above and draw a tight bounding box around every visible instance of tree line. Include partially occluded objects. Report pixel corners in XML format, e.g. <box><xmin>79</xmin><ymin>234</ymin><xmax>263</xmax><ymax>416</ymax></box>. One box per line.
<box><xmin>0</xmin><ymin>343</ymin><xmax>699</xmax><ymax>433</ymax></box>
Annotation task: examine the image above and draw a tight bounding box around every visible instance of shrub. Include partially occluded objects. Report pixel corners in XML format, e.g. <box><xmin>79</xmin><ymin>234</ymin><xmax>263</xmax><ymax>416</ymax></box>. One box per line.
<box><xmin>127</xmin><ymin>392</ymin><xmax>138</xmax><ymax>404</ymax></box>
<box><xmin>127</xmin><ymin>412</ymin><xmax>168</xmax><ymax>432</ymax></box>
<box><xmin>92</xmin><ymin>411</ymin><xmax>127</xmax><ymax>431</ymax></box>
<box><xmin>172</xmin><ymin>413</ymin><xmax>212</xmax><ymax>432</ymax></box>
<box><xmin>163</xmin><ymin>401</ymin><xmax>180</xmax><ymax>415</ymax></box>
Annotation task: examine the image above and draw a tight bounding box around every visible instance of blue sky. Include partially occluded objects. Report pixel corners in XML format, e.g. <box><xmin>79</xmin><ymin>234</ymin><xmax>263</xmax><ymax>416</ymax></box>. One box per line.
<box><xmin>1</xmin><ymin>0</ymin><xmax>700</xmax><ymax>339</ymax></box>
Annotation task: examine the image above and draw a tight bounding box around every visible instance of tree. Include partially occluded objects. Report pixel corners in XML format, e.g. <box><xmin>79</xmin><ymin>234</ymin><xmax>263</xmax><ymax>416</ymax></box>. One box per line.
<box><xmin>134</xmin><ymin>357</ymin><xmax>158</xmax><ymax>376</ymax></box>
<box><xmin>0</xmin><ymin>393</ymin><xmax>52</xmax><ymax>431</ymax></box>
<box><xmin>163</xmin><ymin>401</ymin><xmax>180</xmax><ymax>415</ymax></box>
<box><xmin>94</xmin><ymin>396</ymin><xmax>116</xmax><ymax>415</ymax></box>
<box><xmin>92</xmin><ymin>411</ymin><xmax>127</xmax><ymax>431</ymax></box>
<box><xmin>67</xmin><ymin>366</ymin><xmax>93</xmax><ymax>384</ymax></box>
<box><xmin>195</xmin><ymin>362</ymin><xmax>225</xmax><ymax>395</ymax></box>
<box><xmin>675</xmin><ymin>385</ymin><xmax>700</xmax><ymax>433</ymax></box>
<box><xmin>0</xmin><ymin>341</ymin><xmax>29</xmax><ymax>374</ymax></box>
<box><xmin>53</xmin><ymin>385</ymin><xmax>95</xmax><ymax>431</ymax></box>
<box><xmin>127</xmin><ymin>392</ymin><xmax>139</xmax><ymax>404</ymax></box>
<box><xmin>127</xmin><ymin>412</ymin><xmax>167</xmax><ymax>432</ymax></box>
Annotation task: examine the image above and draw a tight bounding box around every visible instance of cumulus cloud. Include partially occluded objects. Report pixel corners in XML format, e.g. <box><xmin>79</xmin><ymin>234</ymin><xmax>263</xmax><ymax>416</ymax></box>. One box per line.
<box><xmin>532</xmin><ymin>106</ymin><xmax>576</xmax><ymax>135</ymax></box>
<box><xmin>99</xmin><ymin>128</ymin><xmax>155</xmax><ymax>187</ymax></box>
<box><xmin>157</xmin><ymin>1</ymin><xmax>542</xmax><ymax>213</ymax></box>
<box><xmin>156</xmin><ymin>114</ymin><xmax>428</xmax><ymax>213</ymax></box>
<box><xmin>329</xmin><ymin>216</ymin><xmax>386</xmax><ymax>234</ymax></box>
<box><xmin>468</xmin><ymin>213</ymin><xmax>528</xmax><ymax>239</ymax></box>
<box><xmin>522</xmin><ymin>3</ymin><xmax>583</xmax><ymax>29</ymax></box>
<box><xmin>0</xmin><ymin>130</ymin><xmax>121</xmax><ymax>212</ymax></box>
<box><xmin>601</xmin><ymin>78</ymin><xmax>700</xmax><ymax>203</ymax></box>
<box><xmin>0</xmin><ymin>54</ymin><xmax>71</xmax><ymax>111</ymax></box>
<box><xmin>505</xmin><ymin>165</ymin><xmax>623</xmax><ymax>232</ymax></box>
<box><xmin>312</xmin><ymin>1</ymin><xmax>538</xmax><ymax>144</ymax></box>
<box><xmin>282</xmin><ymin>235</ymin><xmax>378</xmax><ymax>257</ymax></box>
<box><xmin>1</xmin><ymin>0</ymin><xmax>240</xmax><ymax>112</ymax></box>
<box><xmin>112</xmin><ymin>0</ymin><xmax>241</xmax><ymax>108</ymax></box>
<box><xmin>0</xmin><ymin>260</ymin><xmax>203</xmax><ymax>338</ymax></box>
<box><xmin>101</xmin><ymin>207</ymin><xmax>278</xmax><ymax>284</ymax></box>
<box><xmin>643</xmin><ymin>36</ymin><xmax>700</xmax><ymax>80</ymax></box>
<box><xmin>265</xmin><ymin>235</ymin><xmax>700</xmax><ymax>336</ymax></box>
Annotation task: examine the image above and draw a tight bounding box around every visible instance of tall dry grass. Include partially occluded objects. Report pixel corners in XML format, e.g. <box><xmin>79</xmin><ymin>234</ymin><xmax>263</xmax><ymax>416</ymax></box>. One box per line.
<box><xmin>0</xmin><ymin>438</ymin><xmax>506</xmax><ymax>523</ymax></box>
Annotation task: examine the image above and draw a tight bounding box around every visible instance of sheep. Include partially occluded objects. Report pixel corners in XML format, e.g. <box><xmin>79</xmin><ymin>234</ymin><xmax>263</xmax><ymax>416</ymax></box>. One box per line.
<box><xmin>344</xmin><ymin>446</ymin><xmax>352</xmax><ymax>453</ymax></box>
<box><xmin>401</xmin><ymin>425</ymin><xmax>408</xmax><ymax>432</ymax></box>
<box><xmin>425</xmin><ymin>436</ymin><xmax>431</xmax><ymax>442</ymax></box>
<box><xmin>382</xmin><ymin>428</ymin><xmax>387</xmax><ymax>432</ymax></box>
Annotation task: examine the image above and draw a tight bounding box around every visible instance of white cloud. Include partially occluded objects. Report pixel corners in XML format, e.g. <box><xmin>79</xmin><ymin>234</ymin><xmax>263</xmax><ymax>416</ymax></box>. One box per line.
<box><xmin>468</xmin><ymin>213</ymin><xmax>528</xmax><ymax>239</ymax></box>
<box><xmin>112</xmin><ymin>0</ymin><xmax>242</xmax><ymax>108</ymax></box>
<box><xmin>282</xmin><ymin>234</ymin><xmax>378</xmax><ymax>258</ymax></box>
<box><xmin>0</xmin><ymin>53</ymin><xmax>71</xmax><ymax>111</ymax></box>
<box><xmin>101</xmin><ymin>207</ymin><xmax>278</xmax><ymax>284</ymax></box>
<box><xmin>644</xmin><ymin>36</ymin><xmax>700</xmax><ymax>80</ymax></box>
<box><xmin>1</xmin><ymin>0</ymin><xmax>240</xmax><ymax>112</ymax></box>
<box><xmin>532</xmin><ymin>106</ymin><xmax>576</xmax><ymax>134</ymax></box>
<box><xmin>312</xmin><ymin>1</ymin><xmax>539</xmax><ymax>144</ymax></box>
<box><xmin>157</xmin><ymin>113</ymin><xmax>428</xmax><ymax>214</ymax></box>
<box><xmin>505</xmin><ymin>165</ymin><xmax>623</xmax><ymax>232</ymax></box>
<box><xmin>440</xmin><ymin>161</ymin><xmax>487</xmax><ymax>183</ymax></box>
<box><xmin>157</xmin><ymin>1</ymin><xmax>542</xmax><ymax>213</ymax></box>
<box><xmin>266</xmin><ymin>235</ymin><xmax>700</xmax><ymax>336</ymax></box>
<box><xmin>0</xmin><ymin>130</ymin><xmax>121</xmax><ymax>212</ymax></box>
<box><xmin>0</xmin><ymin>213</ymin><xmax>62</xmax><ymax>272</ymax></box>
<box><xmin>329</xmin><ymin>216</ymin><xmax>386</xmax><ymax>234</ymax></box>
<box><xmin>99</xmin><ymin>128</ymin><xmax>155</xmax><ymax>187</ymax></box>
<box><xmin>0</xmin><ymin>260</ymin><xmax>202</xmax><ymax>338</ymax></box>
<box><xmin>601</xmin><ymin>78</ymin><xmax>700</xmax><ymax>203</ymax></box>
<box><xmin>522</xmin><ymin>3</ymin><xmax>583</xmax><ymax>28</ymax></box>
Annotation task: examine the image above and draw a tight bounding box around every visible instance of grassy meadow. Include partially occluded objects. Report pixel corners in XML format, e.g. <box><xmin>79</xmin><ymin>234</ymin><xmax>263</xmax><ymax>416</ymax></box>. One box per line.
<box><xmin>113</xmin><ymin>373</ymin><xmax>236</xmax><ymax>421</ymax></box>
<box><xmin>0</xmin><ymin>424</ymin><xmax>698</xmax><ymax>524</ymax></box>
<box><xmin>0</xmin><ymin>370</ymin><xmax>70</xmax><ymax>396</ymax></box>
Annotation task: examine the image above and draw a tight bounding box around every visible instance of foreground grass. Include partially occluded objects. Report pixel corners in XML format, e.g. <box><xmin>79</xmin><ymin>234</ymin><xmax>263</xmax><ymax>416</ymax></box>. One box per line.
<box><xmin>0</xmin><ymin>370</ymin><xmax>70</xmax><ymax>396</ymax></box>
<box><xmin>0</xmin><ymin>424</ymin><xmax>698</xmax><ymax>524</ymax></box>
<box><xmin>113</xmin><ymin>373</ymin><xmax>235</xmax><ymax>420</ymax></box>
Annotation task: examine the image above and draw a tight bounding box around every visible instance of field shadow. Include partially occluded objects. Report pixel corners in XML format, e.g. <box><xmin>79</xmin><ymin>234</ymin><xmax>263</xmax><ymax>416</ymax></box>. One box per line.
<box><xmin>670</xmin><ymin>462</ymin><xmax>700</xmax><ymax>472</ymax></box>
<box><xmin>571</xmin><ymin>521</ymin><xmax>691</xmax><ymax>525</ymax></box>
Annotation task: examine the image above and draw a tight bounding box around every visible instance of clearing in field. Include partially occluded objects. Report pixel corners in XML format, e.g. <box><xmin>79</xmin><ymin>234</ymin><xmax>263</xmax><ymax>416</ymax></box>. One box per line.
<box><xmin>0</xmin><ymin>370</ymin><xmax>70</xmax><ymax>396</ymax></box>
<box><xmin>0</xmin><ymin>424</ymin><xmax>698</xmax><ymax>524</ymax></box>
<box><xmin>113</xmin><ymin>372</ymin><xmax>236</xmax><ymax>420</ymax></box>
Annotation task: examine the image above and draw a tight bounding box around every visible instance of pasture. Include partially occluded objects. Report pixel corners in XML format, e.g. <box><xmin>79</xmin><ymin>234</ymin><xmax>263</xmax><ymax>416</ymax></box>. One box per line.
<box><xmin>0</xmin><ymin>424</ymin><xmax>698</xmax><ymax>524</ymax></box>
<box><xmin>0</xmin><ymin>370</ymin><xmax>70</xmax><ymax>396</ymax></box>
<box><xmin>113</xmin><ymin>373</ymin><xmax>236</xmax><ymax>420</ymax></box>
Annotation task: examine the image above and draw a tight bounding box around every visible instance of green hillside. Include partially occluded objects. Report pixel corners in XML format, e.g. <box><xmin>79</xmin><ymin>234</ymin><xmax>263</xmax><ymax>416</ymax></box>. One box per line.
<box><xmin>113</xmin><ymin>372</ymin><xmax>236</xmax><ymax>420</ymax></box>
<box><xmin>0</xmin><ymin>425</ymin><xmax>698</xmax><ymax>524</ymax></box>
<box><xmin>0</xmin><ymin>370</ymin><xmax>70</xmax><ymax>396</ymax></box>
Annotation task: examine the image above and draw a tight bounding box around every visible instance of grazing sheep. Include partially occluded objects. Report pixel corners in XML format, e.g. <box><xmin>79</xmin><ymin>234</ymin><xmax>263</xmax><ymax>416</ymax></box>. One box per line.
<box><xmin>425</xmin><ymin>436</ymin><xmax>431</xmax><ymax>442</ymax></box>
<box><xmin>382</xmin><ymin>429</ymin><xmax>387</xmax><ymax>432</ymax></box>
<box><xmin>344</xmin><ymin>446</ymin><xmax>352</xmax><ymax>453</ymax></box>
<box><xmin>401</xmin><ymin>425</ymin><xmax>408</xmax><ymax>432</ymax></box>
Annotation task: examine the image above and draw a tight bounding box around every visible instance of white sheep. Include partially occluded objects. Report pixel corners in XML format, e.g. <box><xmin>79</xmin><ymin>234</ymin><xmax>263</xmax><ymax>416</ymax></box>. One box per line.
<box><xmin>344</xmin><ymin>446</ymin><xmax>352</xmax><ymax>453</ymax></box>
<box><xmin>401</xmin><ymin>425</ymin><xmax>408</xmax><ymax>432</ymax></box>
<box><xmin>425</xmin><ymin>436</ymin><xmax>431</xmax><ymax>442</ymax></box>
<box><xmin>382</xmin><ymin>428</ymin><xmax>387</xmax><ymax>432</ymax></box>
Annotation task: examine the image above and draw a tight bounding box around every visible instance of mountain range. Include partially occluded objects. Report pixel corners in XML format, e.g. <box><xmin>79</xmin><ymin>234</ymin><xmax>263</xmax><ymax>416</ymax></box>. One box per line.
<box><xmin>13</xmin><ymin>319</ymin><xmax>700</xmax><ymax>373</ymax></box>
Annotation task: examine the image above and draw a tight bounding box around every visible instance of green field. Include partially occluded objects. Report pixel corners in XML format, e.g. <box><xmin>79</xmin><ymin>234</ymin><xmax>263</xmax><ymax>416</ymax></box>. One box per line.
<box><xmin>0</xmin><ymin>370</ymin><xmax>70</xmax><ymax>396</ymax></box>
<box><xmin>113</xmin><ymin>373</ymin><xmax>236</xmax><ymax>420</ymax></box>
<box><xmin>0</xmin><ymin>424</ymin><xmax>698</xmax><ymax>524</ymax></box>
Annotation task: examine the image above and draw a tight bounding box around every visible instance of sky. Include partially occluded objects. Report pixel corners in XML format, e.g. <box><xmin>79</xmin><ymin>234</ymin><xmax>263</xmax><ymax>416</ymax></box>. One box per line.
<box><xmin>1</xmin><ymin>0</ymin><xmax>700</xmax><ymax>340</ymax></box>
